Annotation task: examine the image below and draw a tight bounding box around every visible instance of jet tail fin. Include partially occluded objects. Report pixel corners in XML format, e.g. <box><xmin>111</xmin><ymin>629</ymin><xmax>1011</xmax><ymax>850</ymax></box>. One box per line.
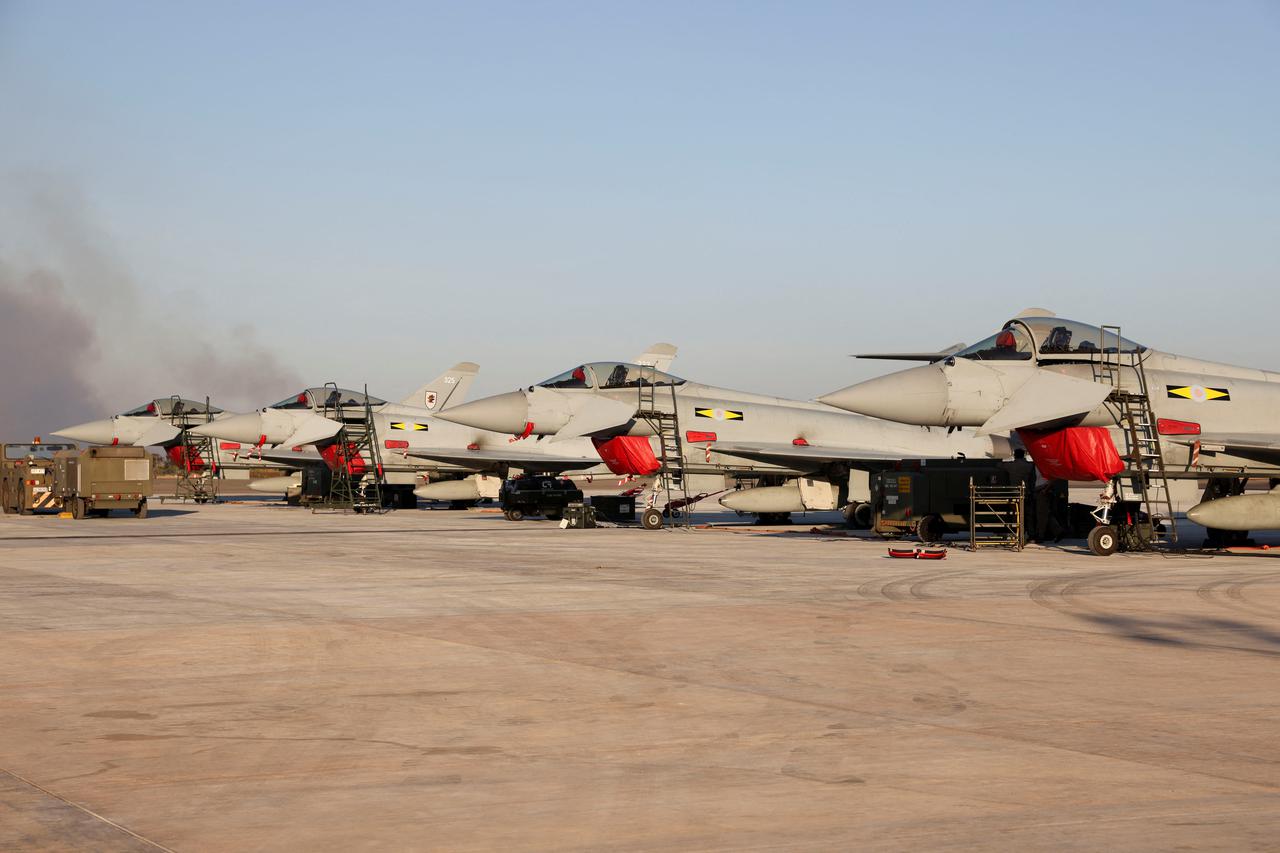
<box><xmin>401</xmin><ymin>362</ymin><xmax>479</xmax><ymax>411</ymax></box>
<box><xmin>633</xmin><ymin>343</ymin><xmax>678</xmax><ymax>372</ymax></box>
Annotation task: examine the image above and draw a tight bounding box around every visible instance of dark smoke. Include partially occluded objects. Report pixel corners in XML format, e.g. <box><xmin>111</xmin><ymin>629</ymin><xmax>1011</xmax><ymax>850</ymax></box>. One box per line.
<box><xmin>0</xmin><ymin>176</ymin><xmax>303</xmax><ymax>437</ymax></box>
<box><xmin>0</xmin><ymin>263</ymin><xmax>104</xmax><ymax>440</ymax></box>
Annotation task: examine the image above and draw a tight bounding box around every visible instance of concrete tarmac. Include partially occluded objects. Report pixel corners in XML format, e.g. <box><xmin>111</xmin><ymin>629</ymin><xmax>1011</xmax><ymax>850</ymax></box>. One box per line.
<box><xmin>3</xmin><ymin>500</ymin><xmax>1280</xmax><ymax>851</ymax></box>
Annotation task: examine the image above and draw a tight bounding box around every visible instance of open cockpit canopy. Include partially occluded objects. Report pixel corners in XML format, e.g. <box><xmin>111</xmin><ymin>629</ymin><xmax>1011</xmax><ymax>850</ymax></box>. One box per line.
<box><xmin>538</xmin><ymin>363</ymin><xmax>685</xmax><ymax>390</ymax></box>
<box><xmin>956</xmin><ymin>317</ymin><xmax>1144</xmax><ymax>362</ymax></box>
<box><xmin>121</xmin><ymin>398</ymin><xmax>223</xmax><ymax>417</ymax></box>
<box><xmin>269</xmin><ymin>387</ymin><xmax>386</xmax><ymax>410</ymax></box>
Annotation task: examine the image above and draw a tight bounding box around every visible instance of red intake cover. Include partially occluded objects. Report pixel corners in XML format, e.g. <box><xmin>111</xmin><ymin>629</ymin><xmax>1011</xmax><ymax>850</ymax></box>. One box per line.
<box><xmin>167</xmin><ymin>445</ymin><xmax>207</xmax><ymax>472</ymax></box>
<box><xmin>320</xmin><ymin>442</ymin><xmax>368</xmax><ymax>475</ymax></box>
<box><xmin>592</xmin><ymin>435</ymin><xmax>661</xmax><ymax>476</ymax></box>
<box><xmin>1017</xmin><ymin>427</ymin><xmax>1123</xmax><ymax>483</ymax></box>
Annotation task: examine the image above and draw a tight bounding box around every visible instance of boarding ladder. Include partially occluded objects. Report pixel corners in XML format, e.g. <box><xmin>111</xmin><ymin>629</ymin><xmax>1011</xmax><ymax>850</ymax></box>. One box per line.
<box><xmin>1092</xmin><ymin>326</ymin><xmax>1177</xmax><ymax>548</ymax></box>
<box><xmin>636</xmin><ymin>366</ymin><xmax>691</xmax><ymax>526</ymax></box>
<box><xmin>172</xmin><ymin>396</ymin><xmax>219</xmax><ymax>504</ymax></box>
<box><xmin>319</xmin><ymin>384</ymin><xmax>386</xmax><ymax>513</ymax></box>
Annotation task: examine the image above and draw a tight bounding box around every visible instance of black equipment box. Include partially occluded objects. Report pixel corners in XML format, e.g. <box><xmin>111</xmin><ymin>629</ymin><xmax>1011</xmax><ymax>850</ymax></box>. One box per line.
<box><xmin>589</xmin><ymin>494</ymin><xmax>636</xmax><ymax>523</ymax></box>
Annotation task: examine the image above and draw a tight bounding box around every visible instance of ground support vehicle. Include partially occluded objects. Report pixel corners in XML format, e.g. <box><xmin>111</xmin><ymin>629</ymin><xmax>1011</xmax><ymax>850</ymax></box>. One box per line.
<box><xmin>500</xmin><ymin>475</ymin><xmax>584</xmax><ymax>521</ymax></box>
<box><xmin>52</xmin><ymin>446</ymin><xmax>154</xmax><ymax>519</ymax></box>
<box><xmin>1</xmin><ymin>442</ymin><xmax>77</xmax><ymax>514</ymax></box>
<box><xmin>871</xmin><ymin>459</ymin><xmax>1037</xmax><ymax>543</ymax></box>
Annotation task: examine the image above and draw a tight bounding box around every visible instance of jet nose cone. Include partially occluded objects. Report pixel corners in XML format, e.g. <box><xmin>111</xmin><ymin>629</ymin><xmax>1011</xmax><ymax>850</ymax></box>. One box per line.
<box><xmin>190</xmin><ymin>412</ymin><xmax>264</xmax><ymax>444</ymax></box>
<box><xmin>52</xmin><ymin>418</ymin><xmax>119</xmax><ymax>445</ymax></box>
<box><xmin>819</xmin><ymin>365</ymin><xmax>950</xmax><ymax>425</ymax></box>
<box><xmin>434</xmin><ymin>391</ymin><xmax>530</xmax><ymax>434</ymax></box>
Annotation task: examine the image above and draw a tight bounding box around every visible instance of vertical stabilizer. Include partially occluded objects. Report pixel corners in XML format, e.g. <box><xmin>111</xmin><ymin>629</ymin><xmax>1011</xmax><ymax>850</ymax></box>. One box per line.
<box><xmin>401</xmin><ymin>362</ymin><xmax>480</xmax><ymax>410</ymax></box>
<box><xmin>634</xmin><ymin>343</ymin><xmax>678</xmax><ymax>372</ymax></box>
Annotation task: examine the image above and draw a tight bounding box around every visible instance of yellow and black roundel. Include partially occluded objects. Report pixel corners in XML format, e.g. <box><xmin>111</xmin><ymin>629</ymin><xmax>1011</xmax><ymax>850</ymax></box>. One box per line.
<box><xmin>694</xmin><ymin>407</ymin><xmax>743</xmax><ymax>421</ymax></box>
<box><xmin>1166</xmin><ymin>385</ymin><xmax>1230</xmax><ymax>402</ymax></box>
<box><xmin>390</xmin><ymin>421</ymin><xmax>430</xmax><ymax>431</ymax></box>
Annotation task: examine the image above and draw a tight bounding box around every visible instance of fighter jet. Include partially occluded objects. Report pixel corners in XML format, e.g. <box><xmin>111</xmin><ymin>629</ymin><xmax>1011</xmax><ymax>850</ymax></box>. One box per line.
<box><xmin>52</xmin><ymin>397</ymin><xmax>267</xmax><ymax>476</ymax></box>
<box><xmin>189</xmin><ymin>347</ymin><xmax>680</xmax><ymax>507</ymax></box>
<box><xmin>820</xmin><ymin>310</ymin><xmax>1280</xmax><ymax>548</ymax></box>
<box><xmin>436</xmin><ymin>354</ymin><xmax>1010</xmax><ymax>525</ymax></box>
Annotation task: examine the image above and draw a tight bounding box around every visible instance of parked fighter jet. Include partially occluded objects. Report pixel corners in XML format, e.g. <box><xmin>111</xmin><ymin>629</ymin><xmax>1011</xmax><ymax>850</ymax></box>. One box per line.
<box><xmin>820</xmin><ymin>310</ymin><xmax>1280</xmax><ymax>549</ymax></box>
<box><xmin>189</xmin><ymin>347</ymin><xmax>680</xmax><ymax>507</ymax></box>
<box><xmin>436</xmin><ymin>356</ymin><xmax>1010</xmax><ymax>526</ymax></box>
<box><xmin>52</xmin><ymin>397</ymin><xmax>265</xmax><ymax>477</ymax></box>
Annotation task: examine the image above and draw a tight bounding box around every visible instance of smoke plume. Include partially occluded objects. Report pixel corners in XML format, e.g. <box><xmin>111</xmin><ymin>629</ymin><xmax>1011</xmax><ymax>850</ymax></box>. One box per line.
<box><xmin>0</xmin><ymin>175</ymin><xmax>303</xmax><ymax>438</ymax></box>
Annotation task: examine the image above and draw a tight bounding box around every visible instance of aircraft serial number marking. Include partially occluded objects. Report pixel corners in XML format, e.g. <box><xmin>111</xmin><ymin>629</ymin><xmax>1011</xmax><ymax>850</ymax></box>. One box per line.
<box><xmin>1166</xmin><ymin>385</ymin><xmax>1230</xmax><ymax>402</ymax></box>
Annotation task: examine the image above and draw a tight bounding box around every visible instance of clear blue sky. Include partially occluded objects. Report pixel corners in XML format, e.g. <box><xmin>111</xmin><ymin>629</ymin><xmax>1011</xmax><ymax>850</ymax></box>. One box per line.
<box><xmin>2</xmin><ymin>1</ymin><xmax>1277</xmax><ymax>413</ymax></box>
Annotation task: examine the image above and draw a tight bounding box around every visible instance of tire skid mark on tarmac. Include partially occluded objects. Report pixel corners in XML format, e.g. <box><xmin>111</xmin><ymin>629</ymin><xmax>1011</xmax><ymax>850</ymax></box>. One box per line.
<box><xmin>851</xmin><ymin>570</ymin><xmax>971</xmax><ymax>602</ymax></box>
<box><xmin>1028</xmin><ymin>567</ymin><xmax>1280</xmax><ymax>657</ymax></box>
<box><xmin>1196</xmin><ymin>571</ymin><xmax>1280</xmax><ymax>622</ymax></box>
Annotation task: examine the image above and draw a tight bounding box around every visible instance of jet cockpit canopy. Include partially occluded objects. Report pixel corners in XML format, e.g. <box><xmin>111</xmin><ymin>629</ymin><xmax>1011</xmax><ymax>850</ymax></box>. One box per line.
<box><xmin>955</xmin><ymin>317</ymin><xmax>1144</xmax><ymax>363</ymax></box>
<box><xmin>538</xmin><ymin>363</ymin><xmax>685</xmax><ymax>391</ymax></box>
<box><xmin>121</xmin><ymin>398</ymin><xmax>223</xmax><ymax>417</ymax></box>
<box><xmin>269</xmin><ymin>388</ymin><xmax>386</xmax><ymax>410</ymax></box>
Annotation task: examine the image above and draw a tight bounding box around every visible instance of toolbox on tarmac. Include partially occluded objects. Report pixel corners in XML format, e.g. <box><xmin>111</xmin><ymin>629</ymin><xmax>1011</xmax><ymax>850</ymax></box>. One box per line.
<box><xmin>562</xmin><ymin>502</ymin><xmax>597</xmax><ymax>529</ymax></box>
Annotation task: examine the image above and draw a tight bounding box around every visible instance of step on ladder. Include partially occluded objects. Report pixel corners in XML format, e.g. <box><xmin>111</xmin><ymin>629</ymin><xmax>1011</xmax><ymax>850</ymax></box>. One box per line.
<box><xmin>636</xmin><ymin>366</ymin><xmax>691</xmax><ymax>528</ymax></box>
<box><xmin>1091</xmin><ymin>325</ymin><xmax>1177</xmax><ymax>550</ymax></box>
<box><xmin>318</xmin><ymin>384</ymin><xmax>386</xmax><ymax>514</ymax></box>
<box><xmin>969</xmin><ymin>481</ymin><xmax>1026</xmax><ymax>550</ymax></box>
<box><xmin>172</xmin><ymin>396</ymin><xmax>219</xmax><ymax>504</ymax></box>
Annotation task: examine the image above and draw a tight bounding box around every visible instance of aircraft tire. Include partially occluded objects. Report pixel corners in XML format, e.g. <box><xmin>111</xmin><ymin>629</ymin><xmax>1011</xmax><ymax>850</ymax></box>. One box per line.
<box><xmin>1087</xmin><ymin>525</ymin><xmax>1118</xmax><ymax>557</ymax></box>
<box><xmin>916</xmin><ymin>514</ymin><xmax>945</xmax><ymax>543</ymax></box>
<box><xmin>641</xmin><ymin>508</ymin><xmax>664</xmax><ymax>530</ymax></box>
<box><xmin>844</xmin><ymin>502</ymin><xmax>872</xmax><ymax>529</ymax></box>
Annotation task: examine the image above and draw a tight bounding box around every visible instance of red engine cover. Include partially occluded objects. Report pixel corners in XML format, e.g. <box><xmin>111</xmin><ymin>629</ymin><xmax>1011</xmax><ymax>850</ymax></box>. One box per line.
<box><xmin>1017</xmin><ymin>427</ymin><xmax>1124</xmax><ymax>483</ymax></box>
<box><xmin>592</xmin><ymin>436</ymin><xmax>661</xmax><ymax>476</ymax></box>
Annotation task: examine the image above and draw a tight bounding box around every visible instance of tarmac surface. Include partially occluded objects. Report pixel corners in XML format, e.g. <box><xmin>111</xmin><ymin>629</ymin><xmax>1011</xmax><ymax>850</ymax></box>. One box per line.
<box><xmin>3</xmin><ymin>496</ymin><xmax>1280</xmax><ymax>851</ymax></box>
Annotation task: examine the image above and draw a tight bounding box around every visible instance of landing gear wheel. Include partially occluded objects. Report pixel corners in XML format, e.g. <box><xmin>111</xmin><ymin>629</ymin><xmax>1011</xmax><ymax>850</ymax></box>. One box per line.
<box><xmin>844</xmin><ymin>502</ymin><xmax>872</xmax><ymax>530</ymax></box>
<box><xmin>505</xmin><ymin>508</ymin><xmax>524</xmax><ymax>522</ymax></box>
<box><xmin>916</xmin><ymin>514</ymin><xmax>945</xmax><ymax>544</ymax></box>
<box><xmin>641</xmin><ymin>508</ymin><xmax>664</xmax><ymax>530</ymax></box>
<box><xmin>1087</xmin><ymin>525</ymin><xmax>1118</xmax><ymax>557</ymax></box>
